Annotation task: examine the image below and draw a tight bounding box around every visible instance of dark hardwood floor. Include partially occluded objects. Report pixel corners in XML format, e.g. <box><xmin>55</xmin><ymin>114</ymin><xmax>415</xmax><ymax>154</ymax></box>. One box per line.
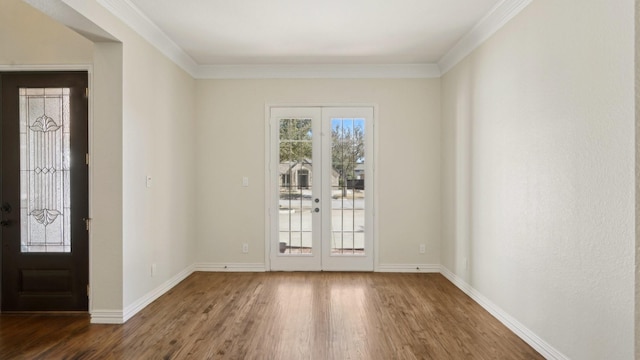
<box><xmin>0</xmin><ymin>272</ymin><xmax>542</xmax><ymax>359</ymax></box>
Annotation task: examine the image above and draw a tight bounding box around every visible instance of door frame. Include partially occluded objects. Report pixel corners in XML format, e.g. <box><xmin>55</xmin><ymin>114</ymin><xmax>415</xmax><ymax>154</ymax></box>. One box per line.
<box><xmin>264</xmin><ymin>104</ymin><xmax>379</xmax><ymax>271</ymax></box>
<box><xmin>0</xmin><ymin>65</ymin><xmax>94</xmax><ymax>312</ymax></box>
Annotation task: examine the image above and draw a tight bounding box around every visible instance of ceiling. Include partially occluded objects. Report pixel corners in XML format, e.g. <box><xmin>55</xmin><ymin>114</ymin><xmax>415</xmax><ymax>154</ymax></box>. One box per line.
<box><xmin>127</xmin><ymin>0</ymin><xmax>502</xmax><ymax>66</ymax></box>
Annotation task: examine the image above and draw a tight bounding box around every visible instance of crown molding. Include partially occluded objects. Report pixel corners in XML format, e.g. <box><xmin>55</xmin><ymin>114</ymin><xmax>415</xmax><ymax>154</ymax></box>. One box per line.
<box><xmin>96</xmin><ymin>0</ymin><xmax>199</xmax><ymax>77</ymax></box>
<box><xmin>92</xmin><ymin>0</ymin><xmax>532</xmax><ymax>79</ymax></box>
<box><xmin>438</xmin><ymin>0</ymin><xmax>534</xmax><ymax>75</ymax></box>
<box><xmin>196</xmin><ymin>63</ymin><xmax>441</xmax><ymax>79</ymax></box>
<box><xmin>87</xmin><ymin>0</ymin><xmax>441</xmax><ymax>79</ymax></box>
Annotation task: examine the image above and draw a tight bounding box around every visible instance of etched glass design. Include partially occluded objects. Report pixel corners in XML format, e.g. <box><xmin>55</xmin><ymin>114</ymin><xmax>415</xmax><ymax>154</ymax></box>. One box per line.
<box><xmin>19</xmin><ymin>88</ymin><xmax>71</xmax><ymax>253</ymax></box>
<box><xmin>331</xmin><ymin>118</ymin><xmax>365</xmax><ymax>255</ymax></box>
<box><xmin>278</xmin><ymin>118</ymin><xmax>313</xmax><ymax>255</ymax></box>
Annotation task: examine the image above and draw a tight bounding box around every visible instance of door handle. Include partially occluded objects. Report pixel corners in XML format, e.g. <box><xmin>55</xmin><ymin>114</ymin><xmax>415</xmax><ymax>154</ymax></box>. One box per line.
<box><xmin>314</xmin><ymin>208</ymin><xmax>320</xmax><ymax>213</ymax></box>
<box><xmin>0</xmin><ymin>202</ymin><xmax>11</xmax><ymax>213</ymax></box>
<box><xmin>0</xmin><ymin>220</ymin><xmax>10</xmax><ymax>227</ymax></box>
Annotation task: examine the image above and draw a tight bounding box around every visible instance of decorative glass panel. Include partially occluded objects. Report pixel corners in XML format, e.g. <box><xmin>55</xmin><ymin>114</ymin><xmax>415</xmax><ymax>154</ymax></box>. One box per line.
<box><xmin>331</xmin><ymin>118</ymin><xmax>365</xmax><ymax>255</ymax></box>
<box><xmin>19</xmin><ymin>88</ymin><xmax>71</xmax><ymax>253</ymax></box>
<box><xmin>278</xmin><ymin>118</ymin><xmax>313</xmax><ymax>255</ymax></box>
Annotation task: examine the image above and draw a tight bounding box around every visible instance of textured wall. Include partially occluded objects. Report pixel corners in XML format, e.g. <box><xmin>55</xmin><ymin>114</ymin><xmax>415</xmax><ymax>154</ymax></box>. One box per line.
<box><xmin>441</xmin><ymin>0</ymin><xmax>635</xmax><ymax>358</ymax></box>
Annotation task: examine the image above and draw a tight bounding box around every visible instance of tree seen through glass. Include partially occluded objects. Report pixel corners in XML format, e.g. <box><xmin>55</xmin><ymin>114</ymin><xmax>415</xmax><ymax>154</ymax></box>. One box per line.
<box><xmin>332</xmin><ymin>118</ymin><xmax>365</xmax><ymax>187</ymax></box>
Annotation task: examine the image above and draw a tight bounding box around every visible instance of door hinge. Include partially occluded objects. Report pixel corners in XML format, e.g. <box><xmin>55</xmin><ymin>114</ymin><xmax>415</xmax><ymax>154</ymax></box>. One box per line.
<box><xmin>87</xmin><ymin>284</ymin><xmax>90</xmax><ymax>296</ymax></box>
<box><xmin>83</xmin><ymin>217</ymin><xmax>92</xmax><ymax>231</ymax></box>
<box><xmin>85</xmin><ymin>153</ymin><xmax>90</xmax><ymax>165</ymax></box>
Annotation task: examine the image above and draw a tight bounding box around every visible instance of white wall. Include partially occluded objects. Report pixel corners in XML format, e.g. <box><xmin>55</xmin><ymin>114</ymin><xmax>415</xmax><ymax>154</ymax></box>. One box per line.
<box><xmin>13</xmin><ymin>0</ymin><xmax>199</xmax><ymax>319</ymax></box>
<box><xmin>195</xmin><ymin>79</ymin><xmax>441</xmax><ymax>268</ymax></box>
<box><xmin>11</xmin><ymin>1</ymin><xmax>638</xmax><ymax>355</ymax></box>
<box><xmin>0</xmin><ymin>0</ymin><xmax>93</xmax><ymax>64</ymax></box>
<box><xmin>64</xmin><ymin>0</ymin><xmax>198</xmax><ymax>313</ymax></box>
<box><xmin>118</xmin><ymin>23</ymin><xmax>197</xmax><ymax>312</ymax></box>
<box><xmin>441</xmin><ymin>0</ymin><xmax>635</xmax><ymax>358</ymax></box>
<box><xmin>91</xmin><ymin>41</ymin><xmax>124</xmax><ymax>313</ymax></box>
<box><xmin>0</xmin><ymin>0</ymin><xmax>126</xmax><ymax>308</ymax></box>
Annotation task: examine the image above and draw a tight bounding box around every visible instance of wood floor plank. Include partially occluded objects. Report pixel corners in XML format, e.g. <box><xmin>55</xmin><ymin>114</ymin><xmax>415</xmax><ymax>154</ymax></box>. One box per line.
<box><xmin>0</xmin><ymin>272</ymin><xmax>543</xmax><ymax>359</ymax></box>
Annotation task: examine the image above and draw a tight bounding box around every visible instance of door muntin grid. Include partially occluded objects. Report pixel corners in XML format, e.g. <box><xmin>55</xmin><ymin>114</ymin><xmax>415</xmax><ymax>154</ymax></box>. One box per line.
<box><xmin>278</xmin><ymin>118</ymin><xmax>314</xmax><ymax>255</ymax></box>
<box><xmin>271</xmin><ymin>107</ymin><xmax>374</xmax><ymax>271</ymax></box>
<box><xmin>19</xmin><ymin>88</ymin><xmax>71</xmax><ymax>253</ymax></box>
<box><xmin>330</xmin><ymin>118</ymin><xmax>366</xmax><ymax>256</ymax></box>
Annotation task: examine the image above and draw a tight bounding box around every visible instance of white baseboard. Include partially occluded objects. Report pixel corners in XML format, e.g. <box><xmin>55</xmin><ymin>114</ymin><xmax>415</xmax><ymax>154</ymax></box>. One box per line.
<box><xmin>376</xmin><ymin>264</ymin><xmax>440</xmax><ymax>273</ymax></box>
<box><xmin>90</xmin><ymin>310</ymin><xmax>124</xmax><ymax>324</ymax></box>
<box><xmin>119</xmin><ymin>264</ymin><xmax>196</xmax><ymax>323</ymax></box>
<box><xmin>194</xmin><ymin>263</ymin><xmax>266</xmax><ymax>272</ymax></box>
<box><xmin>439</xmin><ymin>266</ymin><xmax>568</xmax><ymax>360</ymax></box>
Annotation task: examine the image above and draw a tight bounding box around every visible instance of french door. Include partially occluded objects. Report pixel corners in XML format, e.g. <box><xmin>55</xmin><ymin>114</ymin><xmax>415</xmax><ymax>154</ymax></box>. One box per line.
<box><xmin>1</xmin><ymin>72</ymin><xmax>89</xmax><ymax>311</ymax></box>
<box><xmin>269</xmin><ymin>107</ymin><xmax>374</xmax><ymax>271</ymax></box>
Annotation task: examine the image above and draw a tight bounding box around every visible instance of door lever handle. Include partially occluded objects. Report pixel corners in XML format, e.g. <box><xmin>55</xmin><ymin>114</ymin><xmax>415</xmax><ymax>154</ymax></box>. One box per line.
<box><xmin>0</xmin><ymin>220</ymin><xmax>10</xmax><ymax>227</ymax></box>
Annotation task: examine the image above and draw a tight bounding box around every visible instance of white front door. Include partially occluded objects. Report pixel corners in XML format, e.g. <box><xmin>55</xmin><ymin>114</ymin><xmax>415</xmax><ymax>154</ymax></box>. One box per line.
<box><xmin>269</xmin><ymin>107</ymin><xmax>374</xmax><ymax>271</ymax></box>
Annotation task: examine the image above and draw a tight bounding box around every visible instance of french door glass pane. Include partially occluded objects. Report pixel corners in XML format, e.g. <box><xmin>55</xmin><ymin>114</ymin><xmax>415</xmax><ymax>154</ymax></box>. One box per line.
<box><xmin>19</xmin><ymin>88</ymin><xmax>71</xmax><ymax>253</ymax></box>
<box><xmin>278</xmin><ymin>118</ymin><xmax>313</xmax><ymax>255</ymax></box>
<box><xmin>331</xmin><ymin>118</ymin><xmax>365</xmax><ymax>255</ymax></box>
